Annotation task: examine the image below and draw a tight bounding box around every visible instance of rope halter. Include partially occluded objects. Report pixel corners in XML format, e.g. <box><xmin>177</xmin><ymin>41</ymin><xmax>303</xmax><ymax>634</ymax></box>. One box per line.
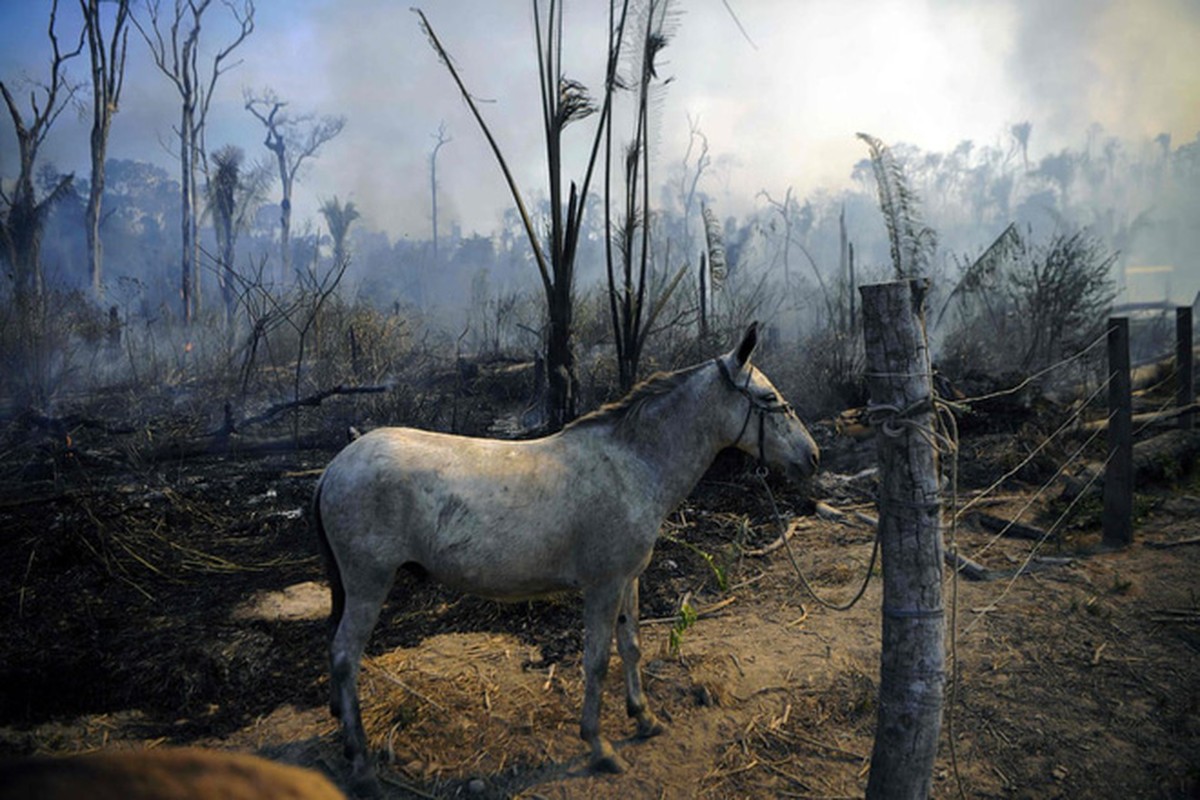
<box><xmin>715</xmin><ymin>357</ymin><xmax>794</xmax><ymax>467</ymax></box>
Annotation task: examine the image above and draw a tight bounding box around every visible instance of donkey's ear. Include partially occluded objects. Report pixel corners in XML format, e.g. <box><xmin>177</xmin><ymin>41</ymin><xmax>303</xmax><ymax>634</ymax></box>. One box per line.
<box><xmin>735</xmin><ymin>321</ymin><xmax>759</xmax><ymax>367</ymax></box>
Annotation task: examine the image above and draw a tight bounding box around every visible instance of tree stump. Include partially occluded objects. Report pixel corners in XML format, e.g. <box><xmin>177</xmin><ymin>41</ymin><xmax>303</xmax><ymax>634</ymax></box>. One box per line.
<box><xmin>861</xmin><ymin>280</ymin><xmax>945</xmax><ymax>800</ymax></box>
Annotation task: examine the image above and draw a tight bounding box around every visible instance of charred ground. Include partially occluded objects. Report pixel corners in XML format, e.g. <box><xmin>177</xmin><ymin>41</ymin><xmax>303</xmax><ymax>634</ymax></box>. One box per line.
<box><xmin>0</xmin><ymin>367</ymin><xmax>1197</xmax><ymax>799</ymax></box>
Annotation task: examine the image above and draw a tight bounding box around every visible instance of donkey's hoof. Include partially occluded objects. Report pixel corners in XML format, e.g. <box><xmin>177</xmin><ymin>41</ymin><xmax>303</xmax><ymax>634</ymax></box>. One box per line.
<box><xmin>591</xmin><ymin>752</ymin><xmax>627</xmax><ymax>774</ymax></box>
<box><xmin>350</xmin><ymin>775</ymin><xmax>383</xmax><ymax>799</ymax></box>
<box><xmin>349</xmin><ymin>764</ymin><xmax>383</xmax><ymax>798</ymax></box>
<box><xmin>589</xmin><ymin>739</ymin><xmax>626</xmax><ymax>774</ymax></box>
<box><xmin>635</xmin><ymin>711</ymin><xmax>665</xmax><ymax>739</ymax></box>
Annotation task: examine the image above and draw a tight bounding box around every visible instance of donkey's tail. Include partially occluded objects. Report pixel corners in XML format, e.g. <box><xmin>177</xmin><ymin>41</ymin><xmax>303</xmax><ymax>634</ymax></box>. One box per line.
<box><xmin>312</xmin><ymin>474</ymin><xmax>345</xmax><ymax>647</ymax></box>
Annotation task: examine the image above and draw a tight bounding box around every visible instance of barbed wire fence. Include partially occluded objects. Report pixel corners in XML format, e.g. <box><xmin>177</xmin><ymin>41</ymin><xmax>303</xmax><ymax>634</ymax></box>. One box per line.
<box><xmin>732</xmin><ymin>292</ymin><xmax>1193</xmax><ymax>796</ymax></box>
<box><xmin>846</xmin><ymin>285</ymin><xmax>1196</xmax><ymax>798</ymax></box>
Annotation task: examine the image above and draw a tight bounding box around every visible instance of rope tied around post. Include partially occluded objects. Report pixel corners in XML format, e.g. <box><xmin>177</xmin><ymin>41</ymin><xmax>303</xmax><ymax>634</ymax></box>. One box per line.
<box><xmin>754</xmin><ymin>386</ymin><xmax>962</xmax><ymax>614</ymax></box>
<box><xmin>867</xmin><ymin>397</ymin><xmax>931</xmax><ymax>437</ymax></box>
<box><xmin>865</xmin><ymin>392</ymin><xmax>964</xmax><ymax>454</ymax></box>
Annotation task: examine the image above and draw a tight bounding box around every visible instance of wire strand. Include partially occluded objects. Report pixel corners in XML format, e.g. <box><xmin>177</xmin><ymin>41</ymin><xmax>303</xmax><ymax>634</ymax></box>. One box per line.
<box><xmin>960</xmin><ymin>447</ymin><xmax>1114</xmax><ymax>637</ymax></box>
<box><xmin>956</xmin><ymin>373</ymin><xmax>1112</xmax><ymax>519</ymax></box>
<box><xmin>966</xmin><ymin>415</ymin><xmax>1110</xmax><ymax>562</ymax></box>
<box><xmin>955</xmin><ymin>327</ymin><xmax>1113</xmax><ymax>407</ymax></box>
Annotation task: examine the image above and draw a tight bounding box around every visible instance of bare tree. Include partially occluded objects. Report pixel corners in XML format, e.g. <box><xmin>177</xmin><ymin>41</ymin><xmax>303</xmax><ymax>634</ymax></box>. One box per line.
<box><xmin>1010</xmin><ymin>120</ymin><xmax>1032</xmax><ymax>173</ymax></box>
<box><xmin>0</xmin><ymin>0</ymin><xmax>84</xmax><ymax>406</ymax></box>
<box><xmin>1009</xmin><ymin>229</ymin><xmax>1116</xmax><ymax>370</ymax></box>
<box><xmin>675</xmin><ymin>114</ymin><xmax>709</xmax><ymax>260</ymax></box>
<box><xmin>417</xmin><ymin>1</ymin><xmax>625</xmax><ymax>427</ymax></box>
<box><xmin>757</xmin><ymin>186</ymin><xmax>796</xmax><ymax>287</ymax></box>
<box><xmin>80</xmin><ymin>0</ymin><xmax>130</xmax><ymax>300</ymax></box>
<box><xmin>208</xmin><ymin>144</ymin><xmax>266</xmax><ymax>327</ymax></box>
<box><xmin>133</xmin><ymin>0</ymin><xmax>254</xmax><ymax>323</ymax></box>
<box><xmin>429</xmin><ymin>121</ymin><xmax>450</xmax><ymax>265</ymax></box>
<box><xmin>759</xmin><ymin>186</ymin><xmax>833</xmax><ymax>321</ymax></box>
<box><xmin>245</xmin><ymin>89</ymin><xmax>345</xmax><ymax>283</ymax></box>
<box><xmin>0</xmin><ymin>0</ymin><xmax>84</xmax><ymax>309</ymax></box>
<box><xmin>604</xmin><ymin>0</ymin><xmax>686</xmax><ymax>392</ymax></box>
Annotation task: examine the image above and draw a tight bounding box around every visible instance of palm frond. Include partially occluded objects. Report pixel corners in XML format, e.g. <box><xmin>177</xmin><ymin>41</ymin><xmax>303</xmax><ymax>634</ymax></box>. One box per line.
<box><xmin>935</xmin><ymin>222</ymin><xmax>1021</xmax><ymax>329</ymax></box>
<box><xmin>856</xmin><ymin>131</ymin><xmax>937</xmax><ymax>279</ymax></box>
<box><xmin>701</xmin><ymin>203</ymin><xmax>726</xmax><ymax>290</ymax></box>
<box><xmin>557</xmin><ymin>77</ymin><xmax>596</xmax><ymax>127</ymax></box>
<box><xmin>33</xmin><ymin>172</ymin><xmax>76</xmax><ymax>225</ymax></box>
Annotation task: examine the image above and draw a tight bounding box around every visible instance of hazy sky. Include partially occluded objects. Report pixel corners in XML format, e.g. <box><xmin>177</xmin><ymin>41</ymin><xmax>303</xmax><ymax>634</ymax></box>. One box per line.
<box><xmin>2</xmin><ymin>0</ymin><xmax>1198</xmax><ymax>240</ymax></box>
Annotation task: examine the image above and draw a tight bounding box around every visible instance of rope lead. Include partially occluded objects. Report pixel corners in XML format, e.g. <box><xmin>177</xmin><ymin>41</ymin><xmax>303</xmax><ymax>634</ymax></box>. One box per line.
<box><xmin>754</xmin><ymin>470</ymin><xmax>878</xmax><ymax>612</ymax></box>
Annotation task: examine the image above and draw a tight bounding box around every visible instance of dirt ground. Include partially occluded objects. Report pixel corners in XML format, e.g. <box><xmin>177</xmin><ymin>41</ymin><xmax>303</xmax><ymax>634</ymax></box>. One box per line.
<box><xmin>0</xmin><ymin>413</ymin><xmax>1197</xmax><ymax>799</ymax></box>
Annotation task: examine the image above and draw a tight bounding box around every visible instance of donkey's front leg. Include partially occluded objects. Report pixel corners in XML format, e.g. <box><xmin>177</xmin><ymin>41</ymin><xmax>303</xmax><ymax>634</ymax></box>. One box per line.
<box><xmin>616</xmin><ymin>577</ymin><xmax>664</xmax><ymax>739</ymax></box>
<box><xmin>580</xmin><ymin>585</ymin><xmax>623</xmax><ymax>773</ymax></box>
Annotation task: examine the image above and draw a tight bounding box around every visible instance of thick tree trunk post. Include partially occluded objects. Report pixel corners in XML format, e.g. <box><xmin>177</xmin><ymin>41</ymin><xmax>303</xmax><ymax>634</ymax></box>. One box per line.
<box><xmin>1177</xmin><ymin>307</ymin><xmax>1193</xmax><ymax>430</ymax></box>
<box><xmin>860</xmin><ymin>280</ymin><xmax>945</xmax><ymax>800</ymax></box>
<box><xmin>1104</xmin><ymin>317</ymin><xmax>1134</xmax><ymax>548</ymax></box>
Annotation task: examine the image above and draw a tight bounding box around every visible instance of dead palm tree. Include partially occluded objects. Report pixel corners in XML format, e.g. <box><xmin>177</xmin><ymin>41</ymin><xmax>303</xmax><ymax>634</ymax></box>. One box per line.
<box><xmin>416</xmin><ymin>1</ymin><xmax>630</xmax><ymax>428</ymax></box>
<box><xmin>319</xmin><ymin>196</ymin><xmax>360</xmax><ymax>268</ymax></box>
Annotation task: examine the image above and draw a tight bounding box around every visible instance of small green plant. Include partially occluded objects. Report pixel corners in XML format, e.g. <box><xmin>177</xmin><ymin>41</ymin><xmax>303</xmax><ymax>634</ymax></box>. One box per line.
<box><xmin>663</xmin><ymin>532</ymin><xmax>728</xmax><ymax>591</ymax></box>
<box><xmin>668</xmin><ymin>601</ymin><xmax>698</xmax><ymax>657</ymax></box>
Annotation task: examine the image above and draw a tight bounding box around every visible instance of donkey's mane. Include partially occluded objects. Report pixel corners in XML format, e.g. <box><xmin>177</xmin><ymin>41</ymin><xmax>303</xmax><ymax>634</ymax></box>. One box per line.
<box><xmin>566</xmin><ymin>361</ymin><xmax>712</xmax><ymax>438</ymax></box>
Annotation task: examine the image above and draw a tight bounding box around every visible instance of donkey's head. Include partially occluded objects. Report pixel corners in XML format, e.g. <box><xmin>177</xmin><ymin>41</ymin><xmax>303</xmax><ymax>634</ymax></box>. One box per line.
<box><xmin>716</xmin><ymin>323</ymin><xmax>820</xmax><ymax>481</ymax></box>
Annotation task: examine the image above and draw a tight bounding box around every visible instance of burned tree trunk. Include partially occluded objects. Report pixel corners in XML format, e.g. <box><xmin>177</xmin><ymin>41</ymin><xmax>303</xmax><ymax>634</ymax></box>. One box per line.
<box><xmin>134</xmin><ymin>0</ymin><xmax>254</xmax><ymax>321</ymax></box>
<box><xmin>861</xmin><ymin>280</ymin><xmax>945</xmax><ymax>799</ymax></box>
<box><xmin>82</xmin><ymin>0</ymin><xmax>129</xmax><ymax>300</ymax></box>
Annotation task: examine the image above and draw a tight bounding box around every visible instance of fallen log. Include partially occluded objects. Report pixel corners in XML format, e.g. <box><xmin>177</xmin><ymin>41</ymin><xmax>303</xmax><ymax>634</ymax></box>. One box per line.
<box><xmin>1145</xmin><ymin>535</ymin><xmax>1200</xmax><ymax>549</ymax></box>
<box><xmin>147</xmin><ymin>432</ymin><xmax>336</xmax><ymax>462</ymax></box>
<box><xmin>238</xmin><ymin>383</ymin><xmax>390</xmax><ymax>429</ymax></box>
<box><xmin>0</xmin><ymin>747</ymin><xmax>345</xmax><ymax>800</ymax></box>
<box><xmin>1079</xmin><ymin>402</ymin><xmax>1200</xmax><ymax>433</ymax></box>
<box><xmin>946</xmin><ymin>552</ymin><xmax>1072</xmax><ymax>582</ymax></box>
<box><xmin>972</xmin><ymin>512</ymin><xmax>1057</xmax><ymax>543</ymax></box>
<box><xmin>140</xmin><ymin>384</ymin><xmax>392</xmax><ymax>462</ymax></box>
<box><xmin>742</xmin><ymin>518</ymin><xmax>812</xmax><ymax>557</ymax></box>
<box><xmin>1063</xmin><ymin>428</ymin><xmax>1200</xmax><ymax>498</ymax></box>
<box><xmin>1133</xmin><ymin>428</ymin><xmax>1200</xmax><ymax>482</ymax></box>
<box><xmin>16</xmin><ymin>410</ymin><xmax>138</xmax><ymax>436</ymax></box>
<box><xmin>947</xmin><ymin>551</ymin><xmax>991</xmax><ymax>581</ymax></box>
<box><xmin>815</xmin><ymin>501</ymin><xmax>878</xmax><ymax>528</ymax></box>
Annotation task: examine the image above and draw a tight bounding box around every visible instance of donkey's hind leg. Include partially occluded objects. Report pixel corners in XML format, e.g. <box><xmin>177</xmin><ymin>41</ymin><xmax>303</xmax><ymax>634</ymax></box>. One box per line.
<box><xmin>330</xmin><ymin>565</ymin><xmax>394</xmax><ymax>797</ymax></box>
<box><xmin>581</xmin><ymin>584</ymin><xmax>624</xmax><ymax>773</ymax></box>
<box><xmin>616</xmin><ymin>577</ymin><xmax>664</xmax><ymax>739</ymax></box>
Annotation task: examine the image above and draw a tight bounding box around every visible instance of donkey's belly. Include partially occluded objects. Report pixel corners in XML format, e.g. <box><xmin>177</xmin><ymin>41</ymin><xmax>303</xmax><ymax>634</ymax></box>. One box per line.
<box><xmin>423</xmin><ymin>537</ymin><xmax>582</xmax><ymax>601</ymax></box>
<box><xmin>414</xmin><ymin>497</ymin><xmax>584</xmax><ymax>600</ymax></box>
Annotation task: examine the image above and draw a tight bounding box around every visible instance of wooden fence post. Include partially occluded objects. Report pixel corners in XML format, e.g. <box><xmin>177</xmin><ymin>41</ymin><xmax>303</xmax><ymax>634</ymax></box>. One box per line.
<box><xmin>860</xmin><ymin>280</ymin><xmax>944</xmax><ymax>800</ymax></box>
<box><xmin>1178</xmin><ymin>307</ymin><xmax>1193</xmax><ymax>430</ymax></box>
<box><xmin>1103</xmin><ymin>317</ymin><xmax>1133</xmax><ymax>548</ymax></box>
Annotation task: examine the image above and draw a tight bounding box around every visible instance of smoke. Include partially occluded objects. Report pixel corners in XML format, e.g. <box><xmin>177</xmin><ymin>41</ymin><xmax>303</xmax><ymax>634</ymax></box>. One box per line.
<box><xmin>2</xmin><ymin>1</ymin><xmax>1197</xmax><ymax>255</ymax></box>
<box><xmin>1003</xmin><ymin>0</ymin><xmax>1200</xmax><ymax>150</ymax></box>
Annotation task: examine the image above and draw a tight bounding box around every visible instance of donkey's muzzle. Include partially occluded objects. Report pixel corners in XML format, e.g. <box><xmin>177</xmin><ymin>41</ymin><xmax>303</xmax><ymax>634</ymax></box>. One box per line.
<box><xmin>786</xmin><ymin>445</ymin><xmax>820</xmax><ymax>481</ymax></box>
